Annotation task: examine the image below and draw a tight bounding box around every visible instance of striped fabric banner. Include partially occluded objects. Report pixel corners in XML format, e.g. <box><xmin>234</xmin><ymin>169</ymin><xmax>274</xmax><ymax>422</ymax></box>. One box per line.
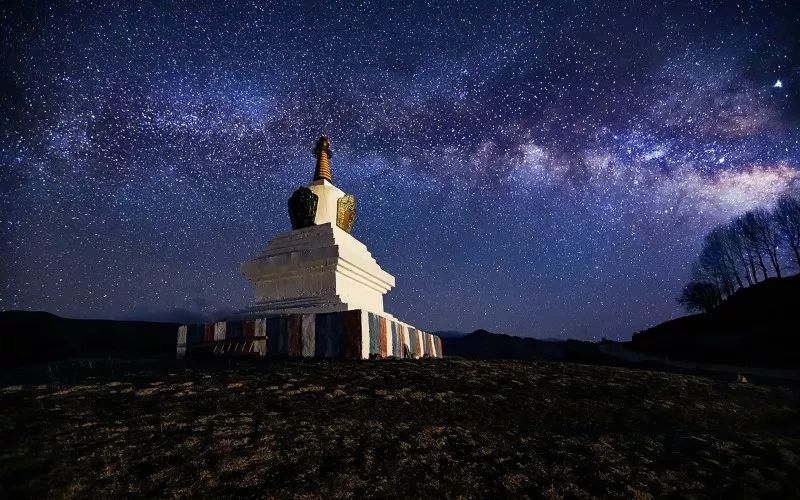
<box><xmin>214</xmin><ymin>321</ymin><xmax>226</xmax><ymax>342</ymax></box>
<box><xmin>187</xmin><ymin>324</ymin><xmax>203</xmax><ymax>344</ymax></box>
<box><xmin>408</xmin><ymin>327</ymin><xmax>418</xmax><ymax>358</ymax></box>
<box><xmin>390</xmin><ymin>323</ymin><xmax>399</xmax><ymax>357</ymax></box>
<box><xmin>342</xmin><ymin>310</ymin><xmax>362</xmax><ymax>359</ymax></box>
<box><xmin>301</xmin><ymin>314</ymin><xmax>316</xmax><ymax>357</ymax></box>
<box><xmin>227</xmin><ymin>321</ymin><xmax>243</xmax><ymax>339</ymax></box>
<box><xmin>204</xmin><ymin>324</ymin><xmax>214</xmax><ymax>343</ymax></box>
<box><xmin>243</xmin><ymin>320</ymin><xmax>255</xmax><ymax>338</ymax></box>
<box><xmin>267</xmin><ymin>316</ymin><xmax>288</xmax><ymax>356</ymax></box>
<box><xmin>378</xmin><ymin>316</ymin><xmax>388</xmax><ymax>357</ymax></box>
<box><xmin>177</xmin><ymin>325</ymin><xmax>187</xmax><ymax>346</ymax></box>
<box><xmin>394</xmin><ymin>324</ymin><xmax>403</xmax><ymax>358</ymax></box>
<box><xmin>287</xmin><ymin>314</ymin><xmax>302</xmax><ymax>356</ymax></box>
<box><xmin>368</xmin><ymin>312</ymin><xmax>380</xmax><ymax>357</ymax></box>
<box><xmin>315</xmin><ymin>312</ymin><xmax>343</xmax><ymax>358</ymax></box>
<box><xmin>255</xmin><ymin>318</ymin><xmax>267</xmax><ymax>338</ymax></box>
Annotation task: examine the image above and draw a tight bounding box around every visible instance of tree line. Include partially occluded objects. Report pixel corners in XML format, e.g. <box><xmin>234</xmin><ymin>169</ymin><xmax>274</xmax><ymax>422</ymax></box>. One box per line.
<box><xmin>679</xmin><ymin>193</ymin><xmax>800</xmax><ymax>312</ymax></box>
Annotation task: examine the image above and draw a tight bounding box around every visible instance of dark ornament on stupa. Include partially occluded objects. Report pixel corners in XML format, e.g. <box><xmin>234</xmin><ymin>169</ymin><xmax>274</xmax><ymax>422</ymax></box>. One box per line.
<box><xmin>288</xmin><ymin>187</ymin><xmax>318</xmax><ymax>229</ymax></box>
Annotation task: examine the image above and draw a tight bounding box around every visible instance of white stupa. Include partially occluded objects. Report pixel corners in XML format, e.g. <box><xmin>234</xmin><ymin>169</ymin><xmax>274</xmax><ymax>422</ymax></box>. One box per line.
<box><xmin>176</xmin><ymin>136</ymin><xmax>442</xmax><ymax>360</ymax></box>
<box><xmin>240</xmin><ymin>136</ymin><xmax>396</xmax><ymax>318</ymax></box>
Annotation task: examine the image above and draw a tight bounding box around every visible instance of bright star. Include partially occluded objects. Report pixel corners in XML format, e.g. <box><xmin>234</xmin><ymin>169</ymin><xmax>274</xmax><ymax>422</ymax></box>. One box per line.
<box><xmin>773</xmin><ymin>79</ymin><xmax>783</xmax><ymax>88</ymax></box>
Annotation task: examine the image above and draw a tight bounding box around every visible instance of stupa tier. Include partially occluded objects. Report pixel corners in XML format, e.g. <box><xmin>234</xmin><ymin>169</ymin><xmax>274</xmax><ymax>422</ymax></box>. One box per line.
<box><xmin>239</xmin><ymin>218</ymin><xmax>395</xmax><ymax>316</ymax></box>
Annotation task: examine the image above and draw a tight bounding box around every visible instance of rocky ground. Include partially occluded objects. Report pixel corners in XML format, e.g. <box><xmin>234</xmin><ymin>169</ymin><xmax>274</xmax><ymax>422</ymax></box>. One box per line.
<box><xmin>1</xmin><ymin>359</ymin><xmax>799</xmax><ymax>498</ymax></box>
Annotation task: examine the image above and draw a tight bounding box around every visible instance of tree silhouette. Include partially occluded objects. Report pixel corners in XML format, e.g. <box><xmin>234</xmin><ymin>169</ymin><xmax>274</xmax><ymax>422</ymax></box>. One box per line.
<box><xmin>774</xmin><ymin>194</ymin><xmax>800</xmax><ymax>268</ymax></box>
<box><xmin>730</xmin><ymin>218</ymin><xmax>760</xmax><ymax>284</ymax></box>
<box><xmin>751</xmin><ymin>208</ymin><xmax>782</xmax><ymax>277</ymax></box>
<box><xmin>678</xmin><ymin>280</ymin><xmax>721</xmax><ymax>313</ymax></box>
<box><xmin>678</xmin><ymin>193</ymin><xmax>800</xmax><ymax>313</ymax></box>
<box><xmin>736</xmin><ymin>212</ymin><xmax>771</xmax><ymax>280</ymax></box>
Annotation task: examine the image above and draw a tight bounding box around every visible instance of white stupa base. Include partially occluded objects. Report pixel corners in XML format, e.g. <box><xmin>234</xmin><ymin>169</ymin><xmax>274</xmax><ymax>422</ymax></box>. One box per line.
<box><xmin>240</xmin><ymin>223</ymin><xmax>396</xmax><ymax>317</ymax></box>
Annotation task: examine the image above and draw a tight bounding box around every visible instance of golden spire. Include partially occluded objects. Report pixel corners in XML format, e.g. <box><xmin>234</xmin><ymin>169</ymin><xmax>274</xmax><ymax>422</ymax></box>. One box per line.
<box><xmin>312</xmin><ymin>135</ymin><xmax>333</xmax><ymax>182</ymax></box>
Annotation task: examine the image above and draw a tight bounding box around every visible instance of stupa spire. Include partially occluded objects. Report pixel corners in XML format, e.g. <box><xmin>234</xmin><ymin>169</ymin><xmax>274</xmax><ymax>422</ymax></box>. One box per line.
<box><xmin>312</xmin><ymin>135</ymin><xmax>333</xmax><ymax>182</ymax></box>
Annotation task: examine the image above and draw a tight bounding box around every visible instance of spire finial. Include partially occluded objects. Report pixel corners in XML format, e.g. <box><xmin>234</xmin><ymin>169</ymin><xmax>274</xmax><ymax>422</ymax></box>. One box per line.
<box><xmin>312</xmin><ymin>135</ymin><xmax>333</xmax><ymax>182</ymax></box>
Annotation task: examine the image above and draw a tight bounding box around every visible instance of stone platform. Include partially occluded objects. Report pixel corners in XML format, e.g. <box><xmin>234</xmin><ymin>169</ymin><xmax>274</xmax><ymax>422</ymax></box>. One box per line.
<box><xmin>177</xmin><ymin>310</ymin><xmax>443</xmax><ymax>360</ymax></box>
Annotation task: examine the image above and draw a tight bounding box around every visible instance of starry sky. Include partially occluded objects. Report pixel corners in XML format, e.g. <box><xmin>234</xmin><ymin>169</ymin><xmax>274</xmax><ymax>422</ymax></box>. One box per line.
<box><xmin>2</xmin><ymin>1</ymin><xmax>799</xmax><ymax>340</ymax></box>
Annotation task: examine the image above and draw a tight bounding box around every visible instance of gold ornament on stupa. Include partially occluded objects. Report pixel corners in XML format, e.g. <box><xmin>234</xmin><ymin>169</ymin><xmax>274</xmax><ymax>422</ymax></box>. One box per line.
<box><xmin>337</xmin><ymin>194</ymin><xmax>357</xmax><ymax>233</ymax></box>
<box><xmin>312</xmin><ymin>135</ymin><xmax>333</xmax><ymax>182</ymax></box>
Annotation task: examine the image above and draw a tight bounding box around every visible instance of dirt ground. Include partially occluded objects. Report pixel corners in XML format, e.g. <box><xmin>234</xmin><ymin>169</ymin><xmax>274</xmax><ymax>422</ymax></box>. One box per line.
<box><xmin>1</xmin><ymin>359</ymin><xmax>799</xmax><ymax>498</ymax></box>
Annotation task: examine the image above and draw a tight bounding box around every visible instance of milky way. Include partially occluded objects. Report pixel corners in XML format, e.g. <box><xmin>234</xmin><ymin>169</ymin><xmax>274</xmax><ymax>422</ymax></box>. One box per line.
<box><xmin>2</xmin><ymin>1</ymin><xmax>799</xmax><ymax>339</ymax></box>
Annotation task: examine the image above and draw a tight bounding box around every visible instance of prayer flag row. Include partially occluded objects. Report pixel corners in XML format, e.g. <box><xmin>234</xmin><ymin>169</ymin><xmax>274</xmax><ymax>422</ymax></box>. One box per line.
<box><xmin>176</xmin><ymin>310</ymin><xmax>443</xmax><ymax>360</ymax></box>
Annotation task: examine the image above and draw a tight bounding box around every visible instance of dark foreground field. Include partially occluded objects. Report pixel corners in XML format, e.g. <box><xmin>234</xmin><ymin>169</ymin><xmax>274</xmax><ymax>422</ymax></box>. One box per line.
<box><xmin>1</xmin><ymin>360</ymin><xmax>799</xmax><ymax>498</ymax></box>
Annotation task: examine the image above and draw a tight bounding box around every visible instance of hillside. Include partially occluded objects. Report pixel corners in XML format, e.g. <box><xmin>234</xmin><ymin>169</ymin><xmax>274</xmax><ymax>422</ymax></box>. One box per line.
<box><xmin>631</xmin><ymin>274</ymin><xmax>800</xmax><ymax>367</ymax></box>
<box><xmin>443</xmin><ymin>329</ymin><xmax>618</xmax><ymax>365</ymax></box>
<box><xmin>0</xmin><ymin>311</ymin><xmax>177</xmax><ymax>367</ymax></box>
<box><xmin>1</xmin><ymin>359</ymin><xmax>798</xmax><ymax>498</ymax></box>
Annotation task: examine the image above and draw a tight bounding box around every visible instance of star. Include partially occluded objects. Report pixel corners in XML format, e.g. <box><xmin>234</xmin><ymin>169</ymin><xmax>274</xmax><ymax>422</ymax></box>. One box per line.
<box><xmin>773</xmin><ymin>79</ymin><xmax>783</xmax><ymax>88</ymax></box>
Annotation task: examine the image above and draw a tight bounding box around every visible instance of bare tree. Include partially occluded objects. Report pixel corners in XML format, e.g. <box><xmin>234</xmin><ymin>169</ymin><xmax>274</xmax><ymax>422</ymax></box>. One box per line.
<box><xmin>751</xmin><ymin>208</ymin><xmax>783</xmax><ymax>278</ymax></box>
<box><xmin>774</xmin><ymin>194</ymin><xmax>800</xmax><ymax>268</ymax></box>
<box><xmin>731</xmin><ymin>218</ymin><xmax>761</xmax><ymax>284</ymax></box>
<box><xmin>738</xmin><ymin>210</ymin><xmax>777</xmax><ymax>280</ymax></box>
<box><xmin>716</xmin><ymin>225</ymin><xmax>748</xmax><ymax>289</ymax></box>
<box><xmin>726</xmin><ymin>220</ymin><xmax>754</xmax><ymax>285</ymax></box>
<box><xmin>697</xmin><ymin>227</ymin><xmax>739</xmax><ymax>297</ymax></box>
<box><xmin>678</xmin><ymin>280</ymin><xmax>721</xmax><ymax>312</ymax></box>
<box><xmin>680</xmin><ymin>197</ymin><xmax>798</xmax><ymax>314</ymax></box>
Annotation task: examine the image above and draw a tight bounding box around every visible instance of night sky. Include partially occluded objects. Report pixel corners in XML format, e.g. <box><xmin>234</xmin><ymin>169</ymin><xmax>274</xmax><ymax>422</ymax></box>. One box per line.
<box><xmin>2</xmin><ymin>1</ymin><xmax>799</xmax><ymax>340</ymax></box>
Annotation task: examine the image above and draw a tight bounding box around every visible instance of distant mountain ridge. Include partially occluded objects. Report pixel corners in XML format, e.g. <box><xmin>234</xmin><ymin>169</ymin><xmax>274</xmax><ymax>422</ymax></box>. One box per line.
<box><xmin>442</xmin><ymin>329</ymin><xmax>617</xmax><ymax>364</ymax></box>
<box><xmin>631</xmin><ymin>274</ymin><xmax>800</xmax><ymax>367</ymax></box>
<box><xmin>435</xmin><ymin>330</ymin><xmax>563</xmax><ymax>342</ymax></box>
<box><xmin>0</xmin><ymin>310</ymin><xmax>178</xmax><ymax>368</ymax></box>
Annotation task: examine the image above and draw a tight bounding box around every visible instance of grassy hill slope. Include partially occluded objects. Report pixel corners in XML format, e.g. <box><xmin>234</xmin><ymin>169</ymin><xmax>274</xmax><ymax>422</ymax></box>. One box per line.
<box><xmin>631</xmin><ymin>275</ymin><xmax>800</xmax><ymax>367</ymax></box>
<box><xmin>1</xmin><ymin>359</ymin><xmax>798</xmax><ymax>498</ymax></box>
